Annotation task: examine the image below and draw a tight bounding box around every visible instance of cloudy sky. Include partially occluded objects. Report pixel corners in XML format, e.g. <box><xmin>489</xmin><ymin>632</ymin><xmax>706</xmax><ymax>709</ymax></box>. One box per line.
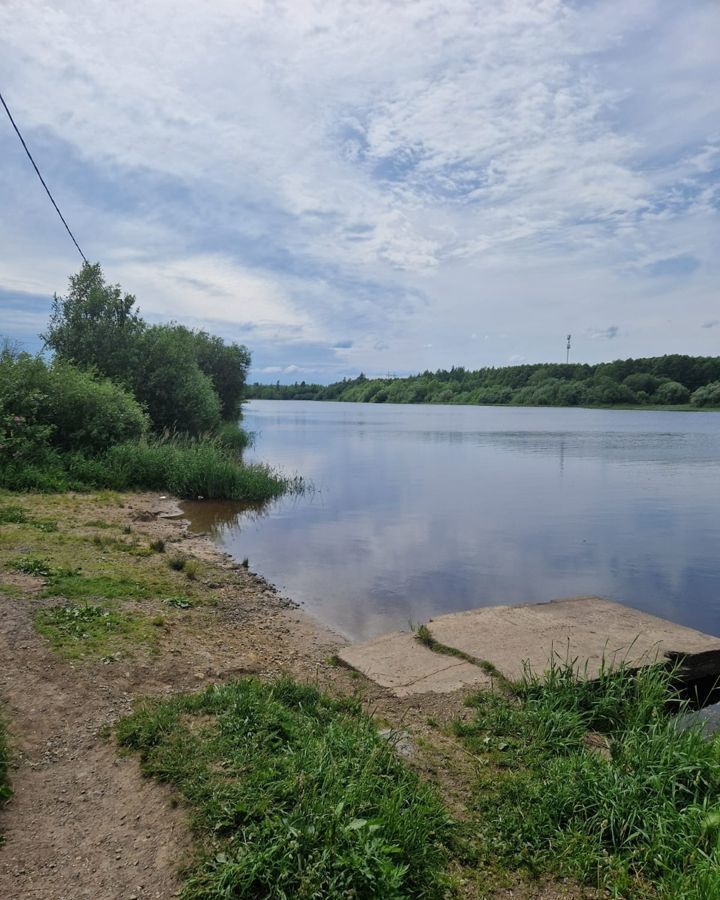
<box><xmin>1</xmin><ymin>0</ymin><xmax>718</xmax><ymax>382</ymax></box>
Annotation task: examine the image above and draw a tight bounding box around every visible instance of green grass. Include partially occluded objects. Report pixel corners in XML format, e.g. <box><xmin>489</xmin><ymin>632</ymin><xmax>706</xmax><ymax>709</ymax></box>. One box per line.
<box><xmin>118</xmin><ymin>677</ymin><xmax>452</xmax><ymax>899</ymax></box>
<box><xmin>44</xmin><ymin>572</ymin><xmax>154</xmax><ymax>601</ymax></box>
<box><xmin>0</xmin><ymin>504</ymin><xmax>28</xmax><ymax>524</ymax></box>
<box><xmin>455</xmin><ymin>659</ymin><xmax>720</xmax><ymax>899</ymax></box>
<box><xmin>34</xmin><ymin>602</ymin><xmax>154</xmax><ymax>658</ymax></box>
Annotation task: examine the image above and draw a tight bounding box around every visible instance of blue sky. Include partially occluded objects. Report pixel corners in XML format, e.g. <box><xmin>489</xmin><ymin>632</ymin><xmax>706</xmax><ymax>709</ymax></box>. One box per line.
<box><xmin>1</xmin><ymin>0</ymin><xmax>718</xmax><ymax>383</ymax></box>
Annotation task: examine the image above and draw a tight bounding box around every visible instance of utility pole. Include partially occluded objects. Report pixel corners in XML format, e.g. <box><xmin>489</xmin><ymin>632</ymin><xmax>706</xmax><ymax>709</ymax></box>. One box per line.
<box><xmin>566</xmin><ymin>334</ymin><xmax>572</xmax><ymax>364</ymax></box>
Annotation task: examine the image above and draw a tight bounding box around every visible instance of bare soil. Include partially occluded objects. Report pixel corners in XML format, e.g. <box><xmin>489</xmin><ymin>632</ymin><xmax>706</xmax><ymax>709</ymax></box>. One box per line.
<box><xmin>0</xmin><ymin>492</ymin><xmax>587</xmax><ymax>900</ymax></box>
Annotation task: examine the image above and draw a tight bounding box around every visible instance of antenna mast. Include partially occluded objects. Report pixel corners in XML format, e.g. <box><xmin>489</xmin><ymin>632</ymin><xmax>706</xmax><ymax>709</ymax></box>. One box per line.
<box><xmin>566</xmin><ymin>334</ymin><xmax>572</xmax><ymax>364</ymax></box>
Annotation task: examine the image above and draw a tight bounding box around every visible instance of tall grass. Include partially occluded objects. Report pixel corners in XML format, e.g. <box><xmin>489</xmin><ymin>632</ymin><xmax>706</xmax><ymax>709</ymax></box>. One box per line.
<box><xmin>456</xmin><ymin>659</ymin><xmax>720</xmax><ymax>898</ymax></box>
<box><xmin>0</xmin><ymin>434</ymin><xmax>297</xmax><ymax>502</ymax></box>
<box><xmin>117</xmin><ymin>677</ymin><xmax>452</xmax><ymax>899</ymax></box>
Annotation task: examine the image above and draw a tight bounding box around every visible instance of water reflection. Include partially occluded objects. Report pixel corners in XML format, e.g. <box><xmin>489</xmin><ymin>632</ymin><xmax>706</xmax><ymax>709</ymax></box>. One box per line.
<box><xmin>182</xmin><ymin>401</ymin><xmax>720</xmax><ymax>641</ymax></box>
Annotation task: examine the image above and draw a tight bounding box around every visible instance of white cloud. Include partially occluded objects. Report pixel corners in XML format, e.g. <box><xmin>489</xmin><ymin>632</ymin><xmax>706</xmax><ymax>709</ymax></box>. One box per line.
<box><xmin>0</xmin><ymin>0</ymin><xmax>718</xmax><ymax>376</ymax></box>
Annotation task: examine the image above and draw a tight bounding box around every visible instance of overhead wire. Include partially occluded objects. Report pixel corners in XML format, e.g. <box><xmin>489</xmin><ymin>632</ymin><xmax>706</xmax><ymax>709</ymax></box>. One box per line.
<box><xmin>0</xmin><ymin>88</ymin><xmax>88</xmax><ymax>263</ymax></box>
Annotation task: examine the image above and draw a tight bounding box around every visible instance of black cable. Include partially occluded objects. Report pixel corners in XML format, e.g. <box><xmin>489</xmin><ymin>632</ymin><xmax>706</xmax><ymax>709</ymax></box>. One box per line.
<box><xmin>0</xmin><ymin>89</ymin><xmax>88</xmax><ymax>263</ymax></box>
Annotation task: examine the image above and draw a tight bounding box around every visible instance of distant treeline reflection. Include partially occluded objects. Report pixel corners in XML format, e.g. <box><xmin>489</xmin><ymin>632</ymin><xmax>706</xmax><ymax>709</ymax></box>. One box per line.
<box><xmin>248</xmin><ymin>355</ymin><xmax>720</xmax><ymax>409</ymax></box>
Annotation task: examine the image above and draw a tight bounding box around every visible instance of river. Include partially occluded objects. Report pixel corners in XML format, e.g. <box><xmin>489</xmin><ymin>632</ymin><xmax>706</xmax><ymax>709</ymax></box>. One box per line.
<box><xmin>182</xmin><ymin>400</ymin><xmax>720</xmax><ymax>642</ymax></box>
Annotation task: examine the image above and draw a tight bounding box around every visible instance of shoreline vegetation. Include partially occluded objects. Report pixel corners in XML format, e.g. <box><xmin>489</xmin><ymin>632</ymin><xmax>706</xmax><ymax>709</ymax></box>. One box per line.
<box><xmin>247</xmin><ymin>354</ymin><xmax>720</xmax><ymax>410</ymax></box>
<box><xmin>1</xmin><ymin>263</ymin><xmax>296</xmax><ymax>501</ymax></box>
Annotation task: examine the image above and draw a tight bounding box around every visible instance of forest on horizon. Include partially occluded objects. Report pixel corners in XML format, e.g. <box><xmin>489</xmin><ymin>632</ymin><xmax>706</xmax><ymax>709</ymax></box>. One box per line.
<box><xmin>247</xmin><ymin>355</ymin><xmax>720</xmax><ymax>409</ymax></box>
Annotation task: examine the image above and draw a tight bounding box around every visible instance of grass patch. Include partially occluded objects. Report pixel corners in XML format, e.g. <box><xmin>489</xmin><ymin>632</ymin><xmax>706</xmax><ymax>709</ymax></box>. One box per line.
<box><xmin>0</xmin><ymin>504</ymin><xmax>58</xmax><ymax>533</ymax></box>
<box><xmin>10</xmin><ymin>555</ymin><xmax>56</xmax><ymax>577</ymax></box>
<box><xmin>34</xmin><ymin>602</ymin><xmax>152</xmax><ymax>658</ymax></box>
<box><xmin>118</xmin><ymin>677</ymin><xmax>452</xmax><ymax>898</ymax></box>
<box><xmin>456</xmin><ymin>659</ymin><xmax>720</xmax><ymax>898</ymax></box>
<box><xmin>44</xmin><ymin>572</ymin><xmax>153</xmax><ymax>602</ymax></box>
<box><xmin>183</xmin><ymin>559</ymin><xmax>201</xmax><ymax>580</ymax></box>
<box><xmin>0</xmin><ymin>504</ymin><xmax>28</xmax><ymax>524</ymax></box>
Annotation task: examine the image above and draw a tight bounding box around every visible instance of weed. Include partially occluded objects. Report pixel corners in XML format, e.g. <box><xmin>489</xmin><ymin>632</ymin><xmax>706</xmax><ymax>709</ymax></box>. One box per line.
<box><xmin>0</xmin><ymin>505</ymin><xmax>28</xmax><ymax>524</ymax></box>
<box><xmin>33</xmin><ymin>519</ymin><xmax>58</xmax><ymax>532</ymax></box>
<box><xmin>83</xmin><ymin>519</ymin><xmax>113</xmax><ymax>529</ymax></box>
<box><xmin>150</xmin><ymin>538</ymin><xmax>165</xmax><ymax>553</ymax></box>
<box><xmin>10</xmin><ymin>556</ymin><xmax>54</xmax><ymax>577</ymax></box>
<box><xmin>415</xmin><ymin>623</ymin><xmax>509</xmax><ymax>687</ymax></box>
<box><xmin>117</xmin><ymin>677</ymin><xmax>452</xmax><ymax>898</ymax></box>
<box><xmin>241</xmin><ymin>556</ymin><xmax>249</xmax><ymax>568</ymax></box>
<box><xmin>34</xmin><ymin>602</ymin><xmax>154</xmax><ymax>658</ymax></box>
<box><xmin>183</xmin><ymin>559</ymin><xmax>201</xmax><ymax>580</ymax></box>
<box><xmin>44</xmin><ymin>572</ymin><xmax>151</xmax><ymax>602</ymax></box>
<box><xmin>164</xmin><ymin>596</ymin><xmax>194</xmax><ymax>609</ymax></box>
<box><xmin>122</xmin><ymin>525</ymin><xmax>132</xmax><ymax>534</ymax></box>
<box><xmin>167</xmin><ymin>554</ymin><xmax>186</xmax><ymax>572</ymax></box>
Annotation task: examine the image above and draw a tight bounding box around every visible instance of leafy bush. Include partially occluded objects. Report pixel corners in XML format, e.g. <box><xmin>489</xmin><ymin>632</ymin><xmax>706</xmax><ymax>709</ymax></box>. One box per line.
<box><xmin>624</xmin><ymin>372</ymin><xmax>662</xmax><ymax>394</ymax></box>
<box><xmin>0</xmin><ymin>351</ymin><xmax>148</xmax><ymax>455</ymax></box>
<box><xmin>653</xmin><ymin>380</ymin><xmax>690</xmax><ymax>404</ymax></box>
<box><xmin>42</xmin><ymin>263</ymin><xmax>251</xmax><ymax>434</ymax></box>
<box><xmin>45</xmin><ymin>360</ymin><xmax>148</xmax><ymax>451</ymax></box>
<box><xmin>691</xmin><ymin>381</ymin><xmax>720</xmax><ymax>408</ymax></box>
<box><xmin>216</xmin><ymin>421</ymin><xmax>252</xmax><ymax>454</ymax></box>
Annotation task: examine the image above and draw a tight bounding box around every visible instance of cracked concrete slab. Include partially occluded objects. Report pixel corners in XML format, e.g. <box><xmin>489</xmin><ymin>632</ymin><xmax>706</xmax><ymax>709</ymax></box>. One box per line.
<box><xmin>338</xmin><ymin>631</ymin><xmax>491</xmax><ymax>697</ymax></box>
<box><xmin>339</xmin><ymin>597</ymin><xmax>720</xmax><ymax>697</ymax></box>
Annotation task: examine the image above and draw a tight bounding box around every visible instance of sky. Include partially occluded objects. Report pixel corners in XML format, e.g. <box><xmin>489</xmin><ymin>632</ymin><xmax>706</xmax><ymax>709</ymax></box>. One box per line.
<box><xmin>0</xmin><ymin>0</ymin><xmax>718</xmax><ymax>384</ymax></box>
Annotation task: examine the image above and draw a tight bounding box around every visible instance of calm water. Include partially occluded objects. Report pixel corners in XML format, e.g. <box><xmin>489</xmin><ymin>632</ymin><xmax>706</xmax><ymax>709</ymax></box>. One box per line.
<box><xmin>183</xmin><ymin>400</ymin><xmax>720</xmax><ymax>642</ymax></box>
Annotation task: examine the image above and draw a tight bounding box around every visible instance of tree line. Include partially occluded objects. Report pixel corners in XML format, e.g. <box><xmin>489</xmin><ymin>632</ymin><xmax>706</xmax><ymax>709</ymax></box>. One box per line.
<box><xmin>247</xmin><ymin>356</ymin><xmax>720</xmax><ymax>409</ymax></box>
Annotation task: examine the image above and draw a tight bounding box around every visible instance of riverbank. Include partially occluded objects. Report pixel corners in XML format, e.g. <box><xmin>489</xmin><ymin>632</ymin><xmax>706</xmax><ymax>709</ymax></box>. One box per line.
<box><xmin>0</xmin><ymin>491</ymin><xmax>497</xmax><ymax>898</ymax></box>
<box><xmin>2</xmin><ymin>491</ymin><xmax>715</xmax><ymax>898</ymax></box>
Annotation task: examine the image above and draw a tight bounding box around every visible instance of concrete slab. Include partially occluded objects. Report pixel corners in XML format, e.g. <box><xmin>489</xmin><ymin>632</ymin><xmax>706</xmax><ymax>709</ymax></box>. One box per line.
<box><xmin>428</xmin><ymin>596</ymin><xmax>720</xmax><ymax>682</ymax></box>
<box><xmin>338</xmin><ymin>631</ymin><xmax>492</xmax><ymax>698</ymax></box>
<box><xmin>339</xmin><ymin>597</ymin><xmax>720</xmax><ymax>697</ymax></box>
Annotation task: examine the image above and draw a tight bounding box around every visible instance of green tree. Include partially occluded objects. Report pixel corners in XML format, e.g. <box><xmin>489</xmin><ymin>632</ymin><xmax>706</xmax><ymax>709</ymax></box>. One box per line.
<box><xmin>691</xmin><ymin>381</ymin><xmax>720</xmax><ymax>408</ymax></box>
<box><xmin>653</xmin><ymin>381</ymin><xmax>690</xmax><ymax>405</ymax></box>
<box><xmin>189</xmin><ymin>329</ymin><xmax>250</xmax><ymax>421</ymax></box>
<box><xmin>133</xmin><ymin>326</ymin><xmax>221</xmax><ymax>434</ymax></box>
<box><xmin>42</xmin><ymin>263</ymin><xmax>144</xmax><ymax>385</ymax></box>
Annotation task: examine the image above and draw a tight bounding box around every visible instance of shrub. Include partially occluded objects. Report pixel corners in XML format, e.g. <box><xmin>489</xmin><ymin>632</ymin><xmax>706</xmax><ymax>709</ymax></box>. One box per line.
<box><xmin>653</xmin><ymin>380</ymin><xmax>690</xmax><ymax>405</ymax></box>
<box><xmin>45</xmin><ymin>360</ymin><xmax>149</xmax><ymax>452</ymax></box>
<box><xmin>216</xmin><ymin>422</ymin><xmax>251</xmax><ymax>454</ymax></box>
<box><xmin>0</xmin><ymin>352</ymin><xmax>148</xmax><ymax>456</ymax></box>
<box><xmin>691</xmin><ymin>381</ymin><xmax>720</xmax><ymax>408</ymax></box>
